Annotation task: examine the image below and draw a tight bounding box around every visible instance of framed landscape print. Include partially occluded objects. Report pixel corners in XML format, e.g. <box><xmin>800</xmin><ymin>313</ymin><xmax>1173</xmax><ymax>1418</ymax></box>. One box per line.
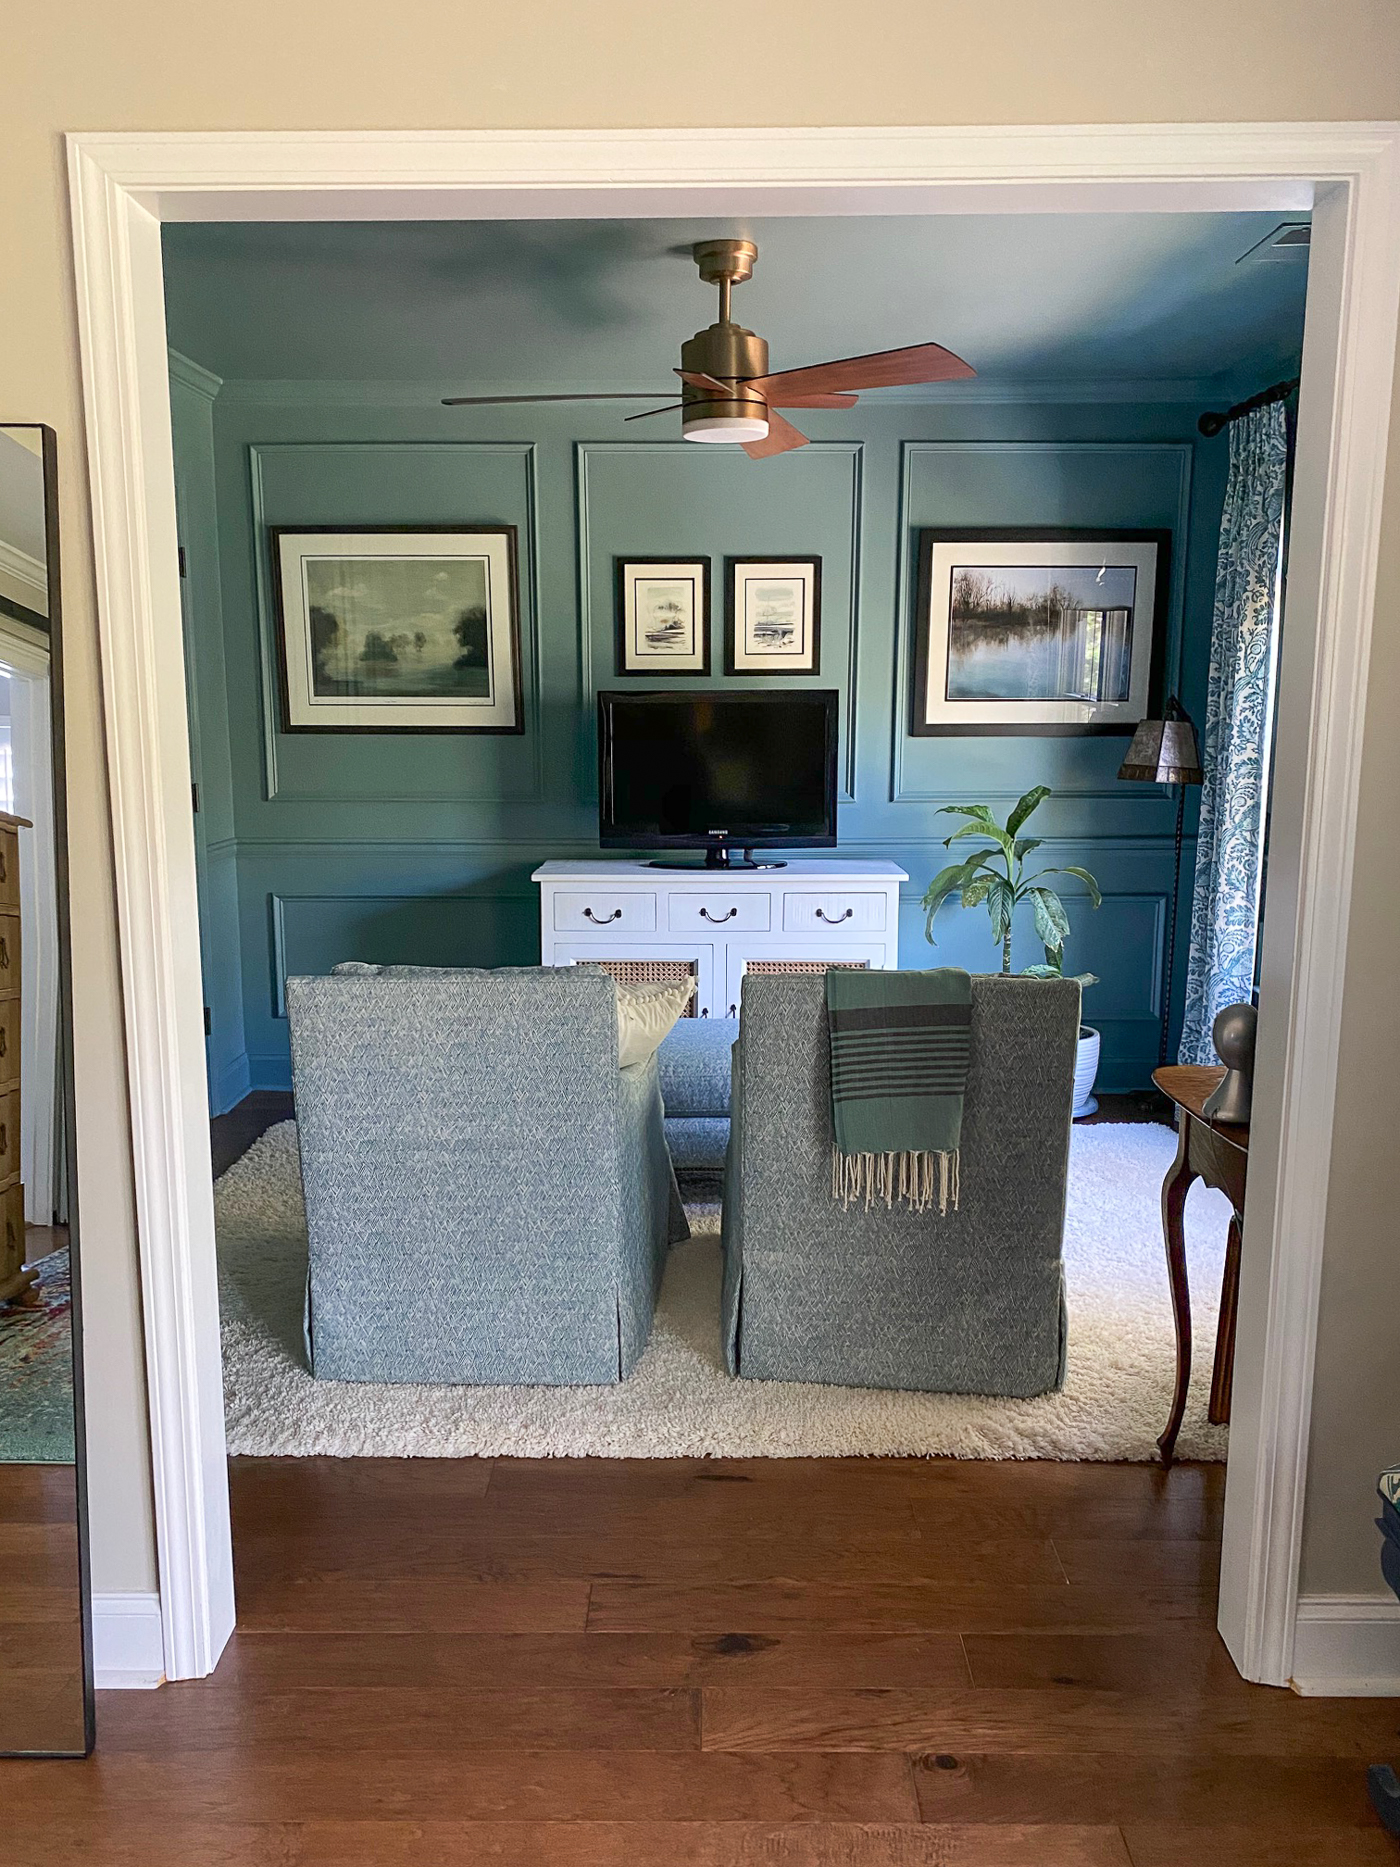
<box><xmin>270</xmin><ymin>526</ymin><xmax>523</xmax><ymax>733</ymax></box>
<box><xmin>615</xmin><ymin>558</ymin><xmax>710</xmax><ymax>676</ymax></box>
<box><xmin>910</xmin><ymin>527</ymin><xmax>1170</xmax><ymax>736</ymax></box>
<box><xmin>725</xmin><ymin>558</ymin><xmax>822</xmax><ymax>675</ymax></box>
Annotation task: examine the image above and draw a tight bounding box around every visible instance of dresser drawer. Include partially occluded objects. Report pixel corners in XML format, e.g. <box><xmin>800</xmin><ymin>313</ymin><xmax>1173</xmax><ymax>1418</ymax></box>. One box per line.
<box><xmin>0</xmin><ymin>912</ymin><xmax>20</xmax><ymax>993</ymax></box>
<box><xmin>668</xmin><ymin>892</ymin><xmax>771</xmax><ymax>934</ymax></box>
<box><xmin>0</xmin><ymin>828</ymin><xmax>18</xmax><ymax>912</ymax></box>
<box><xmin>0</xmin><ymin>1180</ymin><xmax>25</xmax><ymax>1282</ymax></box>
<box><xmin>0</xmin><ymin>1087</ymin><xmax>20</xmax><ymax>1190</ymax></box>
<box><xmin>552</xmin><ymin>890</ymin><xmax>656</xmax><ymax>934</ymax></box>
<box><xmin>781</xmin><ymin>891</ymin><xmax>887</xmax><ymax>934</ymax></box>
<box><xmin>0</xmin><ymin>1000</ymin><xmax>21</xmax><ymax>1091</ymax></box>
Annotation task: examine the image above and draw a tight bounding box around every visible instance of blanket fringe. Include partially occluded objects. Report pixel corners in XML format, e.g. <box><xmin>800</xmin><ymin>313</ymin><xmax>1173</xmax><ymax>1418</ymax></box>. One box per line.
<box><xmin>831</xmin><ymin>1146</ymin><xmax>959</xmax><ymax>1215</ymax></box>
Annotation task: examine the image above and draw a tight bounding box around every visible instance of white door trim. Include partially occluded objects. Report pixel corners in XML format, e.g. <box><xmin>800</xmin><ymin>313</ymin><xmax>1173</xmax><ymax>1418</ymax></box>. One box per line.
<box><xmin>65</xmin><ymin>122</ymin><xmax>1400</xmax><ymax>1686</ymax></box>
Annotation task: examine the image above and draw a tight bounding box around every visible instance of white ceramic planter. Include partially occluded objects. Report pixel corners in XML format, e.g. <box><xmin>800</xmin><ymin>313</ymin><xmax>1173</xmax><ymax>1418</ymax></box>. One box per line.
<box><xmin>1072</xmin><ymin>1024</ymin><xmax>1101</xmax><ymax>1119</ymax></box>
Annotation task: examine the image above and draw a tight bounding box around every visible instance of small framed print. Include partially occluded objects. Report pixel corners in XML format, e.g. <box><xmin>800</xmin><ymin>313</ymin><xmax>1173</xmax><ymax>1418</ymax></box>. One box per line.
<box><xmin>270</xmin><ymin>524</ymin><xmax>523</xmax><ymax>734</ymax></box>
<box><xmin>910</xmin><ymin>527</ymin><xmax>1170</xmax><ymax>736</ymax></box>
<box><xmin>615</xmin><ymin>558</ymin><xmax>711</xmax><ymax>676</ymax></box>
<box><xmin>725</xmin><ymin>558</ymin><xmax>822</xmax><ymax>675</ymax></box>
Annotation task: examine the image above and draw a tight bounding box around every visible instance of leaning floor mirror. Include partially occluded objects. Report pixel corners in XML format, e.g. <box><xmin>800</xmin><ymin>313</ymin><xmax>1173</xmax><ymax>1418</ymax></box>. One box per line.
<box><xmin>0</xmin><ymin>425</ymin><xmax>92</xmax><ymax>1755</ymax></box>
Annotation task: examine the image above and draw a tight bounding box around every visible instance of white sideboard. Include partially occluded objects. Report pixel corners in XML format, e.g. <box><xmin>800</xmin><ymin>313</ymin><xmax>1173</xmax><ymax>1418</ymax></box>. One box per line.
<box><xmin>533</xmin><ymin>859</ymin><xmax>907</xmax><ymax>1020</ymax></box>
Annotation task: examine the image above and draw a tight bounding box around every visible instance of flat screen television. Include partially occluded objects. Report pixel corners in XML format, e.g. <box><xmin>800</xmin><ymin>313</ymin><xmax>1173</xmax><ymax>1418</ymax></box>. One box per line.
<box><xmin>598</xmin><ymin>689</ymin><xmax>838</xmax><ymax>869</ymax></box>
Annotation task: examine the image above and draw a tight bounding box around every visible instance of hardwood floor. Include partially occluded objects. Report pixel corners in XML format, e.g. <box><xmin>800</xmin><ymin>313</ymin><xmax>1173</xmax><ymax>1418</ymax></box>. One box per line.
<box><xmin>4</xmin><ymin>1455</ymin><xmax>1397</xmax><ymax>1862</ymax></box>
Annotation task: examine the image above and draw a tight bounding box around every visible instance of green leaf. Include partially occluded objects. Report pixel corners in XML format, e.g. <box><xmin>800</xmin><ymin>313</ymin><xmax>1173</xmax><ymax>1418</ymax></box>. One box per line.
<box><xmin>936</xmin><ymin>804</ymin><xmax>996</xmax><ymax>824</ymax></box>
<box><xmin>1020</xmin><ymin>961</ymin><xmax>1063</xmax><ymax>979</ymax></box>
<box><xmin>1028</xmin><ymin>886</ymin><xmax>1072</xmax><ymax>949</ymax></box>
<box><xmin>921</xmin><ymin>859</ymin><xmax>976</xmax><ymax>943</ymax></box>
<box><xmin>1013</xmin><ymin>837</ymin><xmax>1043</xmax><ymax>861</ymax></box>
<box><xmin>945</xmin><ymin>819</ymin><xmax>1014</xmax><ymax>858</ymax></box>
<box><xmin>984</xmin><ymin>872</ymin><xmax>1015</xmax><ymax>945</ymax></box>
<box><xmin>1030</xmin><ymin>864</ymin><xmax>1103</xmax><ymax>908</ymax></box>
<box><xmin>961</xmin><ymin>874</ymin><xmax>992</xmax><ymax>909</ymax></box>
<box><xmin>1006</xmin><ymin>785</ymin><xmax>1052</xmax><ymax>837</ymax></box>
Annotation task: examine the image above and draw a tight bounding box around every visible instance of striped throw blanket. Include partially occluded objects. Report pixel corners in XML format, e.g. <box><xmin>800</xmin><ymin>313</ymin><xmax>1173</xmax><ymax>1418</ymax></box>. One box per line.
<box><xmin>826</xmin><ymin>968</ymin><xmax>972</xmax><ymax>1214</ymax></box>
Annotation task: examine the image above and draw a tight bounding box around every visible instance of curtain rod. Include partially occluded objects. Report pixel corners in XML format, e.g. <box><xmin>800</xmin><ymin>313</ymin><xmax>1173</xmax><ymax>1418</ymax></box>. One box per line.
<box><xmin>1197</xmin><ymin>375</ymin><xmax>1300</xmax><ymax>438</ymax></box>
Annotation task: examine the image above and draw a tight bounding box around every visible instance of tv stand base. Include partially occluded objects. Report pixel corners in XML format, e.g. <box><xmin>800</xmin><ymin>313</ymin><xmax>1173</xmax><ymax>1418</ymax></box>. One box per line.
<box><xmin>648</xmin><ymin>849</ymin><xmax>786</xmax><ymax>872</ymax></box>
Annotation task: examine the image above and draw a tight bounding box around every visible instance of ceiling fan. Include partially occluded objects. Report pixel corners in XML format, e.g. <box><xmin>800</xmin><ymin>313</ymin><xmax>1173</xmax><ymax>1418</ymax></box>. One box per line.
<box><xmin>442</xmin><ymin>238</ymin><xmax>975</xmax><ymax>459</ymax></box>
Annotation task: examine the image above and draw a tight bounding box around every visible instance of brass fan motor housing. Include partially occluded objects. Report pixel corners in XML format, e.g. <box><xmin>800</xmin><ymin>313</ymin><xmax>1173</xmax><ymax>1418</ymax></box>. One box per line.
<box><xmin>680</xmin><ymin>322</ymin><xmax>769</xmax><ymax>435</ymax></box>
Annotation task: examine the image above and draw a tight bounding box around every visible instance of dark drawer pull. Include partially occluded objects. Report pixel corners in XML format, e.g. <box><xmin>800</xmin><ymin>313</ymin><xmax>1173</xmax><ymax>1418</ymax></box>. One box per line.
<box><xmin>816</xmin><ymin>906</ymin><xmax>854</xmax><ymax>923</ymax></box>
<box><xmin>0</xmin><ymin>853</ymin><xmax>7</xmax><ymax>883</ymax></box>
<box><xmin>700</xmin><ymin>906</ymin><xmax>738</xmax><ymax>923</ymax></box>
<box><xmin>0</xmin><ymin>1030</ymin><xmax>7</xmax><ymax>1059</ymax></box>
<box><xmin>0</xmin><ymin>937</ymin><xmax>10</xmax><ymax>968</ymax></box>
<box><xmin>583</xmin><ymin>907</ymin><xmax>622</xmax><ymax>924</ymax></box>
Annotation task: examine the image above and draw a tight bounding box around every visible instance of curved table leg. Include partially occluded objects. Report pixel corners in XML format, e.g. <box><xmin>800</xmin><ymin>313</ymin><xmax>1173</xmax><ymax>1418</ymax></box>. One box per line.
<box><xmin>1209</xmin><ymin>1213</ymin><xmax>1243</xmax><ymax>1425</ymax></box>
<box><xmin>1158</xmin><ymin>1120</ymin><xmax>1197</xmax><ymax>1467</ymax></box>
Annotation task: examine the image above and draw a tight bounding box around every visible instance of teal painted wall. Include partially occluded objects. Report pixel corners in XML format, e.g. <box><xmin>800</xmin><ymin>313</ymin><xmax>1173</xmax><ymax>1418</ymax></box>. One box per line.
<box><xmin>172</xmin><ymin>380</ymin><xmax>1228</xmax><ymax>1108</ymax></box>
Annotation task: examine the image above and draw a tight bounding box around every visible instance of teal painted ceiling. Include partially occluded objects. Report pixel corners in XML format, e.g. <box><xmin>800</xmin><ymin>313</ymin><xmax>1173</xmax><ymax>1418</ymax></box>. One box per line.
<box><xmin>162</xmin><ymin>213</ymin><xmax>1308</xmax><ymax>392</ymax></box>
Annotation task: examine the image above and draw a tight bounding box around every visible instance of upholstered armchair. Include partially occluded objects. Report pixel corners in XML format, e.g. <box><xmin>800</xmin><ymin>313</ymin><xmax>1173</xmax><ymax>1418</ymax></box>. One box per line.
<box><xmin>286</xmin><ymin>964</ymin><xmax>687</xmax><ymax>1384</ymax></box>
<box><xmin>721</xmin><ymin>972</ymin><xmax>1080</xmax><ymax>1396</ymax></box>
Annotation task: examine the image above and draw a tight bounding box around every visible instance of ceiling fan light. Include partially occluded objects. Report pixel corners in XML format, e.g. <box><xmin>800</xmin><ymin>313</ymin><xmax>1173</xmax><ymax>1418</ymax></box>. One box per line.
<box><xmin>682</xmin><ymin>414</ymin><xmax>770</xmax><ymax>444</ymax></box>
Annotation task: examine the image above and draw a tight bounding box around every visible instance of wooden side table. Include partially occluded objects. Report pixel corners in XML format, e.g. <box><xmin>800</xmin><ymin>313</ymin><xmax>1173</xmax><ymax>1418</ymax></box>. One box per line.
<box><xmin>1151</xmin><ymin>1064</ymin><xmax>1250</xmax><ymax>1467</ymax></box>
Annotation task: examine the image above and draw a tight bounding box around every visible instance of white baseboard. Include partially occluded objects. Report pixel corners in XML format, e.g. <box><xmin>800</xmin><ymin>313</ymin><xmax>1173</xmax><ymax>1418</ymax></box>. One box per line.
<box><xmin>1292</xmin><ymin>1593</ymin><xmax>1400</xmax><ymax>1696</ymax></box>
<box><xmin>92</xmin><ymin>1591</ymin><xmax>165</xmax><ymax>1689</ymax></box>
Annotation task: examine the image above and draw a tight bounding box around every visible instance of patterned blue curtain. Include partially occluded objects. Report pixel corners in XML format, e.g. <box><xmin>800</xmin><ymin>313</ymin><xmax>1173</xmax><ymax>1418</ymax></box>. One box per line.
<box><xmin>1179</xmin><ymin>401</ymin><xmax>1288</xmax><ymax>1065</ymax></box>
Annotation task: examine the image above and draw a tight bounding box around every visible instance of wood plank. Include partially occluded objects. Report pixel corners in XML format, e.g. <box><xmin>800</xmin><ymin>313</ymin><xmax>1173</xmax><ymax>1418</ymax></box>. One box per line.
<box><xmin>961</xmin><ymin>1630</ymin><xmax>1243</xmax><ymax>1694</ymax></box>
<box><xmin>3</xmin><ymin>1748</ymin><xmax>921</xmax><ymax>1823</ymax></box>
<box><xmin>214</xmin><ymin>1629</ymin><xmax>971</xmax><ymax>1693</ymax></box>
<box><xmin>1052</xmin><ymin>1538</ymin><xmax>1222</xmax><ymax>1592</ymax></box>
<box><xmin>231</xmin><ymin>1525</ymin><xmax>1062</xmax><ymax>1589</ymax></box>
<box><xmin>700</xmin><ymin>1685</ymin><xmax>1400</xmax><ymax>1758</ymax></box>
<box><xmin>1120</xmin><ymin>1827</ymin><xmax>1397</xmax><ymax>1866</ymax></box>
<box><xmin>293</xmin><ymin>1819</ymin><xmax>1133</xmax><ymax>1866</ymax></box>
<box><xmin>233</xmin><ymin>1576</ymin><xmax>590</xmax><ymax>1633</ymax></box>
<box><xmin>587</xmin><ymin>1579</ymin><xmax>1213</xmax><ymax>1636</ymax></box>
<box><xmin>911</xmin><ymin>1751</ymin><xmax>1382</xmax><ymax>1830</ymax></box>
<box><xmin>6</xmin><ymin>1822</ymin><xmax>300</xmax><ymax>1867</ymax></box>
<box><xmin>96</xmin><ymin>1684</ymin><xmax>700</xmax><ymax>1753</ymax></box>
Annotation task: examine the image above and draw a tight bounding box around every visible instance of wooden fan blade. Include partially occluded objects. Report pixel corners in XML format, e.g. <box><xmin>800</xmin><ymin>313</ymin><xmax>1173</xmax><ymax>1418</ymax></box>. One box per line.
<box><xmin>746</xmin><ymin>342</ymin><xmax>975</xmax><ymax>399</ymax></box>
<box><xmin>622</xmin><ymin>403</ymin><xmax>685</xmax><ymax>422</ymax></box>
<box><xmin>441</xmin><ymin>391</ymin><xmax>668</xmax><ymax>407</ymax></box>
<box><xmin>743</xmin><ymin>408</ymin><xmax>810</xmax><ymax>460</ymax></box>
<box><xmin>766</xmin><ymin>391</ymin><xmax>859</xmax><ymax>410</ymax></box>
<box><xmin>674</xmin><ymin>368</ymin><xmax>743</xmax><ymax>397</ymax></box>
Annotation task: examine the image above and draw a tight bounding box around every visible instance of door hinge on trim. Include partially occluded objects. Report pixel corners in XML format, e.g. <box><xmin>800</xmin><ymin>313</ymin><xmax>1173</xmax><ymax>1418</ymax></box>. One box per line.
<box><xmin>178</xmin><ymin>545</ymin><xmax>188</xmax><ymax>578</ymax></box>
<box><xmin>203</xmin><ymin>1006</ymin><xmax>211</xmax><ymax>1036</ymax></box>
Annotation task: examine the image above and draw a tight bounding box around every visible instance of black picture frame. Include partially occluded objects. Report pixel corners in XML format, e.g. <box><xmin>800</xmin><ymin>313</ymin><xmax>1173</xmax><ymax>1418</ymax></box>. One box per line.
<box><xmin>269</xmin><ymin>523</ymin><xmax>524</xmax><ymax>735</ymax></box>
<box><xmin>909</xmin><ymin>526</ymin><xmax>1171</xmax><ymax>737</ymax></box>
<box><xmin>614</xmin><ymin>557</ymin><xmax>711</xmax><ymax>677</ymax></box>
<box><xmin>723</xmin><ymin>556</ymin><xmax>823</xmax><ymax>676</ymax></box>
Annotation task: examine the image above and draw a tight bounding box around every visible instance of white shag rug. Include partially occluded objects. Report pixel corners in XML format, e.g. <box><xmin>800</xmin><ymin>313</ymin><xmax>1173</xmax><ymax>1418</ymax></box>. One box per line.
<box><xmin>215</xmin><ymin>1121</ymin><xmax>1230</xmax><ymax>1463</ymax></box>
<box><xmin>213</xmin><ymin>1112</ymin><xmax>1232</xmax><ymax>1463</ymax></box>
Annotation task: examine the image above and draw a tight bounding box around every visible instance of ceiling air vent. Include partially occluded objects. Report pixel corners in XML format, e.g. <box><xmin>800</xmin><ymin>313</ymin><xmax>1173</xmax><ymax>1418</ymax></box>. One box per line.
<box><xmin>1236</xmin><ymin>222</ymin><xmax>1311</xmax><ymax>265</ymax></box>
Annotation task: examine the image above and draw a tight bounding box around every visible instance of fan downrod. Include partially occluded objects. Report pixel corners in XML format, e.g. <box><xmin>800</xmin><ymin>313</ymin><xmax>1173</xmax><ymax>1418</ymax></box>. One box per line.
<box><xmin>692</xmin><ymin>238</ymin><xmax>757</xmax><ymax>324</ymax></box>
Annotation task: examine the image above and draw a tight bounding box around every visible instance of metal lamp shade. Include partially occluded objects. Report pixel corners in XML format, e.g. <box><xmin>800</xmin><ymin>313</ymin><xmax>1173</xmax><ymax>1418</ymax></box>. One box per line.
<box><xmin>1117</xmin><ymin>713</ymin><xmax>1203</xmax><ymax>786</ymax></box>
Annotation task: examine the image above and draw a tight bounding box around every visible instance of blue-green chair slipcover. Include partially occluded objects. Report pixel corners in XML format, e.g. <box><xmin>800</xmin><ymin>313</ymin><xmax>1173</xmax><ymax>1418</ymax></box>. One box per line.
<box><xmin>721</xmin><ymin>971</ymin><xmax>1080</xmax><ymax>1396</ymax></box>
<box><xmin>286</xmin><ymin>964</ymin><xmax>687</xmax><ymax>1384</ymax></box>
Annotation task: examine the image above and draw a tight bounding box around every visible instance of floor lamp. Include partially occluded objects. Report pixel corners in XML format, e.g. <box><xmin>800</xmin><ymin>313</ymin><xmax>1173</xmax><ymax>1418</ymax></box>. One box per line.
<box><xmin>1118</xmin><ymin>697</ymin><xmax>1204</xmax><ymax>1067</ymax></box>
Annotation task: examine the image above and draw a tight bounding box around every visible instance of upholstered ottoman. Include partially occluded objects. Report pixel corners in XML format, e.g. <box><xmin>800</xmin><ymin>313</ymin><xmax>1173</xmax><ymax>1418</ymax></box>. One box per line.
<box><xmin>656</xmin><ymin>1018</ymin><xmax>734</xmax><ymax>1173</ymax></box>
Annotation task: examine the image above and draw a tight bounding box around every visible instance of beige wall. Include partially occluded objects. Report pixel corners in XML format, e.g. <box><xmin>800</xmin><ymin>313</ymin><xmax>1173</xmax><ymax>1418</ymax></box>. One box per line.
<box><xmin>7</xmin><ymin>2</ymin><xmax>1398</xmax><ymax>1600</ymax></box>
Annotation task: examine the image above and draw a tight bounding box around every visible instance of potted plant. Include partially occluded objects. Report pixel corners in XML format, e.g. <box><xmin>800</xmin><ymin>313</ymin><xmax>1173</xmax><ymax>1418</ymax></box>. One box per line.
<box><xmin>921</xmin><ymin>785</ymin><xmax>1104</xmax><ymax>1116</ymax></box>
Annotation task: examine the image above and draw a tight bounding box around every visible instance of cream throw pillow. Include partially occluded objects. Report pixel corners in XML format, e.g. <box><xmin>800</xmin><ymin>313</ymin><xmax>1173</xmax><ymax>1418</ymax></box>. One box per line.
<box><xmin>613</xmin><ymin>976</ymin><xmax>696</xmax><ymax>1068</ymax></box>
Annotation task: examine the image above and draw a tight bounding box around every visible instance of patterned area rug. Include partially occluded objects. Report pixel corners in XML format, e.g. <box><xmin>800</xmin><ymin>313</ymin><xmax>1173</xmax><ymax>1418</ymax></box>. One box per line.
<box><xmin>214</xmin><ymin>1122</ymin><xmax>1230</xmax><ymax>1462</ymax></box>
<box><xmin>0</xmin><ymin>1248</ymin><xmax>76</xmax><ymax>1463</ymax></box>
